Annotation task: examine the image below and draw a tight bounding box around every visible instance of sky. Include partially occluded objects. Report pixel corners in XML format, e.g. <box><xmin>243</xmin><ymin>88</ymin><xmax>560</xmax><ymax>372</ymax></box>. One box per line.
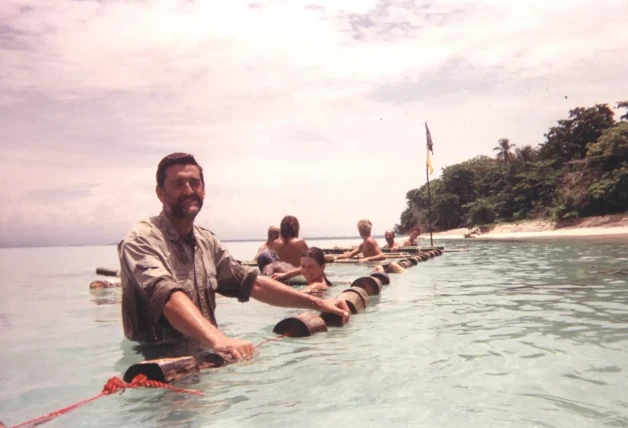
<box><xmin>1</xmin><ymin>0</ymin><xmax>627</xmax><ymax>247</ymax></box>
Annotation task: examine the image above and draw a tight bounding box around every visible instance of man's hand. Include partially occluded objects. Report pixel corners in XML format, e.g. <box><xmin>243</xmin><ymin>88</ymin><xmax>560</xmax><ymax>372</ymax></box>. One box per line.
<box><xmin>272</xmin><ymin>272</ymin><xmax>287</xmax><ymax>281</ymax></box>
<box><xmin>211</xmin><ymin>336</ymin><xmax>256</xmax><ymax>362</ymax></box>
<box><xmin>316</xmin><ymin>298</ymin><xmax>351</xmax><ymax>324</ymax></box>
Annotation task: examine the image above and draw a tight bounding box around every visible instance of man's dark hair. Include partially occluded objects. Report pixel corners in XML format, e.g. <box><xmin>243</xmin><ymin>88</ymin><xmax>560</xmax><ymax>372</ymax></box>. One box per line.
<box><xmin>156</xmin><ymin>153</ymin><xmax>204</xmax><ymax>187</ymax></box>
<box><xmin>280</xmin><ymin>215</ymin><xmax>300</xmax><ymax>238</ymax></box>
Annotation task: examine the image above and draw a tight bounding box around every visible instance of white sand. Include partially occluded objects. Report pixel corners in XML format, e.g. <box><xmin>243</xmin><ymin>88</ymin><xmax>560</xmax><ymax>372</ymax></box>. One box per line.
<box><xmin>417</xmin><ymin>214</ymin><xmax>628</xmax><ymax>241</ymax></box>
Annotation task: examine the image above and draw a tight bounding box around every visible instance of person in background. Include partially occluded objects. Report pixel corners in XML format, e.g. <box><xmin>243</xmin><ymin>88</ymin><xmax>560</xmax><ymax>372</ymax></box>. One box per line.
<box><xmin>335</xmin><ymin>219</ymin><xmax>386</xmax><ymax>263</ymax></box>
<box><xmin>254</xmin><ymin>225</ymin><xmax>280</xmax><ymax>259</ymax></box>
<box><xmin>383</xmin><ymin>229</ymin><xmax>400</xmax><ymax>250</ymax></box>
<box><xmin>273</xmin><ymin>215</ymin><xmax>309</xmax><ymax>267</ymax></box>
<box><xmin>403</xmin><ymin>227</ymin><xmax>421</xmax><ymax>246</ymax></box>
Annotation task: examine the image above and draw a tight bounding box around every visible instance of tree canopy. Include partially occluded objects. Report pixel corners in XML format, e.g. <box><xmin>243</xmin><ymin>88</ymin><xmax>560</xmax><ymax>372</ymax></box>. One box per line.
<box><xmin>395</xmin><ymin>102</ymin><xmax>628</xmax><ymax>233</ymax></box>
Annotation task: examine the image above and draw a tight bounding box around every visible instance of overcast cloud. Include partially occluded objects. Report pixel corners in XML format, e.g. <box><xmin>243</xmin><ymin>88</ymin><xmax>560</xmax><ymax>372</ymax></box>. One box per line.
<box><xmin>1</xmin><ymin>0</ymin><xmax>627</xmax><ymax>247</ymax></box>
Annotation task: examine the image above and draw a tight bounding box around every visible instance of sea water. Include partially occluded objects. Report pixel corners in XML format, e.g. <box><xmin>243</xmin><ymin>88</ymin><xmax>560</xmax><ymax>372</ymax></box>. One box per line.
<box><xmin>0</xmin><ymin>236</ymin><xmax>627</xmax><ymax>427</ymax></box>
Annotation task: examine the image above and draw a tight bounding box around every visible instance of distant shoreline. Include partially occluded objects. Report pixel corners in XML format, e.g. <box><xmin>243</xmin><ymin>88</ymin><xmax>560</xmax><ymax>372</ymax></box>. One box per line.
<box><xmin>0</xmin><ymin>235</ymin><xmax>383</xmax><ymax>250</ymax></box>
<box><xmin>420</xmin><ymin>214</ymin><xmax>628</xmax><ymax>241</ymax></box>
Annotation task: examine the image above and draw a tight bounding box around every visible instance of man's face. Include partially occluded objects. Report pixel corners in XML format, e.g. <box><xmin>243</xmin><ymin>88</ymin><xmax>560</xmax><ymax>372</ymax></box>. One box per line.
<box><xmin>410</xmin><ymin>229</ymin><xmax>420</xmax><ymax>239</ymax></box>
<box><xmin>385</xmin><ymin>232</ymin><xmax>394</xmax><ymax>243</ymax></box>
<box><xmin>157</xmin><ymin>164</ymin><xmax>205</xmax><ymax>220</ymax></box>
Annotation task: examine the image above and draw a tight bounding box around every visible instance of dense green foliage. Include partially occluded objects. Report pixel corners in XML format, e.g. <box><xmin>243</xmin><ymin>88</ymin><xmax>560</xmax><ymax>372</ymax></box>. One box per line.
<box><xmin>395</xmin><ymin>102</ymin><xmax>628</xmax><ymax>233</ymax></box>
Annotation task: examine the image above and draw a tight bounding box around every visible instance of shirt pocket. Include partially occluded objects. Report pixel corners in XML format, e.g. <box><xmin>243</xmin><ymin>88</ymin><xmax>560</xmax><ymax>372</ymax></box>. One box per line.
<box><xmin>174</xmin><ymin>270</ymin><xmax>194</xmax><ymax>295</ymax></box>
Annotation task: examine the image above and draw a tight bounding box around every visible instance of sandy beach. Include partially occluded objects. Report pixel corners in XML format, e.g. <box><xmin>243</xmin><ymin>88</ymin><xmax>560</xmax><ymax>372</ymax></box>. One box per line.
<box><xmin>417</xmin><ymin>214</ymin><xmax>628</xmax><ymax>241</ymax></box>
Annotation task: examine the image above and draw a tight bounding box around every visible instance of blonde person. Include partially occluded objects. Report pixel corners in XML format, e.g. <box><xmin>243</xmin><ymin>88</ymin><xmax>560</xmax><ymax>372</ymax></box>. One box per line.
<box><xmin>335</xmin><ymin>219</ymin><xmax>386</xmax><ymax>263</ymax></box>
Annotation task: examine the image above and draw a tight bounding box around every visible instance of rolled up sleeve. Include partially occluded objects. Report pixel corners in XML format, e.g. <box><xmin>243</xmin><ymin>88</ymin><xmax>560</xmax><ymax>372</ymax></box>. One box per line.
<box><xmin>121</xmin><ymin>237</ymin><xmax>184</xmax><ymax>323</ymax></box>
<box><xmin>213</xmin><ymin>239</ymin><xmax>258</xmax><ymax>302</ymax></box>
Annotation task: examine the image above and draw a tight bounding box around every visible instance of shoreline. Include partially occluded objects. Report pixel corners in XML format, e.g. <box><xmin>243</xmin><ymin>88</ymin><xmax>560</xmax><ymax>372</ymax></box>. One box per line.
<box><xmin>417</xmin><ymin>214</ymin><xmax>628</xmax><ymax>241</ymax></box>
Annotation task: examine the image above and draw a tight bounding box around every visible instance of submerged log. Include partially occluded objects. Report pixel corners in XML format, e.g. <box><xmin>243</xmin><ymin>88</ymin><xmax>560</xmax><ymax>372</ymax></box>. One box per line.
<box><xmin>369</xmin><ymin>271</ymin><xmax>390</xmax><ymax>285</ymax></box>
<box><xmin>322</xmin><ymin>246</ymin><xmax>444</xmax><ymax>254</ymax></box>
<box><xmin>123</xmin><ymin>356</ymin><xmax>199</xmax><ymax>383</ymax></box>
<box><xmin>406</xmin><ymin>257</ymin><xmax>419</xmax><ymax>265</ymax></box>
<box><xmin>337</xmin><ymin>287</ymin><xmax>370</xmax><ymax>314</ymax></box>
<box><xmin>198</xmin><ymin>351</ymin><xmax>235</xmax><ymax>368</ymax></box>
<box><xmin>351</xmin><ymin>276</ymin><xmax>382</xmax><ymax>296</ymax></box>
<box><xmin>96</xmin><ymin>267</ymin><xmax>119</xmax><ymax>277</ymax></box>
<box><xmin>398</xmin><ymin>259</ymin><xmax>413</xmax><ymax>269</ymax></box>
<box><xmin>320</xmin><ymin>312</ymin><xmax>349</xmax><ymax>327</ymax></box>
<box><xmin>273</xmin><ymin>312</ymin><xmax>328</xmax><ymax>337</ymax></box>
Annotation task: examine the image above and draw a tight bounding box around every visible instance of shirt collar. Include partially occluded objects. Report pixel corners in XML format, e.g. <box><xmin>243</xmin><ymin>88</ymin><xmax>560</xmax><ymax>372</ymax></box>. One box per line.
<box><xmin>158</xmin><ymin>210</ymin><xmax>196</xmax><ymax>246</ymax></box>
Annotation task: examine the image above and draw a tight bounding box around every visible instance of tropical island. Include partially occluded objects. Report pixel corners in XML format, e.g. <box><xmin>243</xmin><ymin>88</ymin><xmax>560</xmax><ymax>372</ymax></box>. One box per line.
<box><xmin>395</xmin><ymin>102</ymin><xmax>628</xmax><ymax>240</ymax></box>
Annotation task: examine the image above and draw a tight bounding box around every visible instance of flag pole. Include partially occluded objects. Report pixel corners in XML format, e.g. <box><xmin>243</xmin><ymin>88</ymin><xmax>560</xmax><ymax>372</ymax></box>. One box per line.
<box><xmin>425</xmin><ymin>122</ymin><xmax>434</xmax><ymax>247</ymax></box>
<box><xmin>426</xmin><ymin>156</ymin><xmax>433</xmax><ymax>247</ymax></box>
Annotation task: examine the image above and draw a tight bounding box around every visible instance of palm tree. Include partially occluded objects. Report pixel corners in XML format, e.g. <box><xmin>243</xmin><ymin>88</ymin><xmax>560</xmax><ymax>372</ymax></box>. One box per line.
<box><xmin>515</xmin><ymin>145</ymin><xmax>537</xmax><ymax>163</ymax></box>
<box><xmin>493</xmin><ymin>138</ymin><xmax>516</xmax><ymax>164</ymax></box>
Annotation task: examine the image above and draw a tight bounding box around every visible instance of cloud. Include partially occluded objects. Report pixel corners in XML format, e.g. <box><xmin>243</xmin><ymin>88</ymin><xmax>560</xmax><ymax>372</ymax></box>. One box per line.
<box><xmin>0</xmin><ymin>0</ymin><xmax>627</xmax><ymax>247</ymax></box>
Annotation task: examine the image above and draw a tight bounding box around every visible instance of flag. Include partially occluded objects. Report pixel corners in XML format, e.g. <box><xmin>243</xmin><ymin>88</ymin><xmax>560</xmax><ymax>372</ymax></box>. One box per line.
<box><xmin>425</xmin><ymin>122</ymin><xmax>434</xmax><ymax>175</ymax></box>
<box><xmin>426</xmin><ymin>149</ymin><xmax>434</xmax><ymax>175</ymax></box>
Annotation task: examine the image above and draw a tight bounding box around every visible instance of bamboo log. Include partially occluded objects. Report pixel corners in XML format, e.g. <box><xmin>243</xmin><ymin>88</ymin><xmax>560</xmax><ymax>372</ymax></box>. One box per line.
<box><xmin>406</xmin><ymin>257</ymin><xmax>419</xmax><ymax>265</ymax></box>
<box><xmin>198</xmin><ymin>351</ymin><xmax>235</xmax><ymax>368</ymax></box>
<box><xmin>320</xmin><ymin>312</ymin><xmax>349</xmax><ymax>327</ymax></box>
<box><xmin>337</xmin><ymin>287</ymin><xmax>370</xmax><ymax>314</ymax></box>
<box><xmin>351</xmin><ymin>276</ymin><xmax>382</xmax><ymax>296</ymax></box>
<box><xmin>123</xmin><ymin>356</ymin><xmax>199</xmax><ymax>383</ymax></box>
<box><xmin>369</xmin><ymin>271</ymin><xmax>390</xmax><ymax>285</ymax></box>
<box><xmin>323</xmin><ymin>246</ymin><xmax>444</xmax><ymax>254</ymax></box>
<box><xmin>273</xmin><ymin>312</ymin><xmax>328</xmax><ymax>337</ymax></box>
<box><xmin>398</xmin><ymin>259</ymin><xmax>412</xmax><ymax>269</ymax></box>
<box><xmin>96</xmin><ymin>267</ymin><xmax>119</xmax><ymax>277</ymax></box>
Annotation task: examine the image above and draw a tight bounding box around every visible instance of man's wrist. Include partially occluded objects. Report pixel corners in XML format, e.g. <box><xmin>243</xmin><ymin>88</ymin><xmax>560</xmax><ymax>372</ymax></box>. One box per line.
<box><xmin>202</xmin><ymin>329</ymin><xmax>227</xmax><ymax>348</ymax></box>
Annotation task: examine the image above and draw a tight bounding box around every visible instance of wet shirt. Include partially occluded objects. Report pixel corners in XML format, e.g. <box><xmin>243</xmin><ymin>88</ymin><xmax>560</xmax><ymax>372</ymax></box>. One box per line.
<box><xmin>118</xmin><ymin>211</ymin><xmax>258</xmax><ymax>344</ymax></box>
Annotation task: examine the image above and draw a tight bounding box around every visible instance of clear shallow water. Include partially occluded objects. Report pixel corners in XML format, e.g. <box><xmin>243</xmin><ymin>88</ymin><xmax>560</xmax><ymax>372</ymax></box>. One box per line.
<box><xmin>1</xmin><ymin>236</ymin><xmax>627</xmax><ymax>427</ymax></box>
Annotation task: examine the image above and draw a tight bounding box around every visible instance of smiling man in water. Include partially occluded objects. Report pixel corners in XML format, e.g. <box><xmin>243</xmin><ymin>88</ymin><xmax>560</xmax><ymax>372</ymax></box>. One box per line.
<box><xmin>118</xmin><ymin>153</ymin><xmax>350</xmax><ymax>361</ymax></box>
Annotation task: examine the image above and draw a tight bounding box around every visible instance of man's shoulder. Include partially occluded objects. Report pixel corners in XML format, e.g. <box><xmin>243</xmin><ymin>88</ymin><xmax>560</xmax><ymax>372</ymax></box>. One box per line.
<box><xmin>120</xmin><ymin>215</ymin><xmax>163</xmax><ymax>244</ymax></box>
<box><xmin>194</xmin><ymin>224</ymin><xmax>220</xmax><ymax>242</ymax></box>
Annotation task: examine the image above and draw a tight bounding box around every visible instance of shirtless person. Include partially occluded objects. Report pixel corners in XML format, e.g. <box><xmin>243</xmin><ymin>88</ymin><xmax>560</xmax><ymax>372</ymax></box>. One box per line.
<box><xmin>273</xmin><ymin>215</ymin><xmax>309</xmax><ymax>268</ymax></box>
<box><xmin>335</xmin><ymin>219</ymin><xmax>386</xmax><ymax>263</ymax></box>
<box><xmin>403</xmin><ymin>227</ymin><xmax>421</xmax><ymax>246</ymax></box>
<box><xmin>254</xmin><ymin>225</ymin><xmax>280</xmax><ymax>259</ymax></box>
<box><xmin>383</xmin><ymin>229</ymin><xmax>400</xmax><ymax>250</ymax></box>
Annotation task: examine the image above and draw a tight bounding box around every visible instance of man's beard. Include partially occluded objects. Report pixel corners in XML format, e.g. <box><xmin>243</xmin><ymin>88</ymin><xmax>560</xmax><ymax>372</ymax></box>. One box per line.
<box><xmin>171</xmin><ymin>195</ymin><xmax>203</xmax><ymax>219</ymax></box>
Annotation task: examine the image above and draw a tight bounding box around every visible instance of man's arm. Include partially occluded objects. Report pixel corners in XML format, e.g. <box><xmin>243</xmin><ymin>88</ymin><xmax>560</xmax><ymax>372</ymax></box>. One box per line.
<box><xmin>121</xmin><ymin>235</ymin><xmax>255</xmax><ymax>360</ymax></box>
<box><xmin>163</xmin><ymin>291</ymin><xmax>254</xmax><ymax>360</ymax></box>
<box><xmin>358</xmin><ymin>239</ymin><xmax>386</xmax><ymax>263</ymax></box>
<box><xmin>272</xmin><ymin>267</ymin><xmax>302</xmax><ymax>281</ymax></box>
<box><xmin>251</xmin><ymin>276</ymin><xmax>350</xmax><ymax>322</ymax></box>
<box><xmin>334</xmin><ymin>244</ymin><xmax>362</xmax><ymax>260</ymax></box>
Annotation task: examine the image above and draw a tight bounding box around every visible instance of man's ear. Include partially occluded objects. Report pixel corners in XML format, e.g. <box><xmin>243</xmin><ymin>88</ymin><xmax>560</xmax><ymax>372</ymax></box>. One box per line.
<box><xmin>156</xmin><ymin>185</ymin><xmax>165</xmax><ymax>203</ymax></box>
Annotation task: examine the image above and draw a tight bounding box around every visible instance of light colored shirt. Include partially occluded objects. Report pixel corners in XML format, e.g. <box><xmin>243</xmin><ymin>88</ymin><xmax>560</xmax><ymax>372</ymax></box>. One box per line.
<box><xmin>118</xmin><ymin>211</ymin><xmax>258</xmax><ymax>344</ymax></box>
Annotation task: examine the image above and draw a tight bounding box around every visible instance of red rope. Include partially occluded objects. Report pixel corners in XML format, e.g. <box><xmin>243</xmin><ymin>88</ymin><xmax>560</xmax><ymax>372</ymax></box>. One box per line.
<box><xmin>9</xmin><ymin>334</ymin><xmax>289</xmax><ymax>428</ymax></box>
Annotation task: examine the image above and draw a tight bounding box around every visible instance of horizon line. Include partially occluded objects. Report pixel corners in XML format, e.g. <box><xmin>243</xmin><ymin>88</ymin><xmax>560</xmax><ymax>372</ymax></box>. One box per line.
<box><xmin>0</xmin><ymin>234</ymin><xmax>408</xmax><ymax>250</ymax></box>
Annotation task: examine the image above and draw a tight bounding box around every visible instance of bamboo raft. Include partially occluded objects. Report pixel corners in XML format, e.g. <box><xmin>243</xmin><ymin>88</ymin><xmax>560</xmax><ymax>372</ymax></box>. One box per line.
<box><xmin>90</xmin><ymin>247</ymin><xmax>444</xmax><ymax>288</ymax></box>
<box><xmin>122</xmin><ymin>248</ymin><xmax>445</xmax><ymax>383</ymax></box>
